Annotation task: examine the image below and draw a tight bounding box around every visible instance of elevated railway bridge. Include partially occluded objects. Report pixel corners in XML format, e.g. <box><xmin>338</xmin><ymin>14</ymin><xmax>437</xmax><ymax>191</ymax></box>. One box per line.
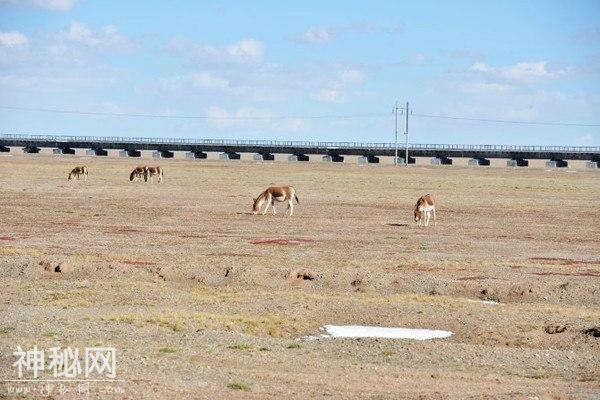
<box><xmin>1</xmin><ymin>134</ymin><xmax>599</xmax><ymax>168</ymax></box>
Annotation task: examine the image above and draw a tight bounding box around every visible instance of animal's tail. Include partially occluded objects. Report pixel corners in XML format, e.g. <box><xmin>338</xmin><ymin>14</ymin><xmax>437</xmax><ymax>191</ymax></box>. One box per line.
<box><xmin>129</xmin><ymin>170</ymin><xmax>135</xmax><ymax>181</ymax></box>
<box><xmin>295</xmin><ymin>194</ymin><xmax>299</xmax><ymax>204</ymax></box>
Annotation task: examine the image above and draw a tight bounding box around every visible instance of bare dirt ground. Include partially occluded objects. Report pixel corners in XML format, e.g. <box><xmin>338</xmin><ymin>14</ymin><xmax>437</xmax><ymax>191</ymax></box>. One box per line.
<box><xmin>0</xmin><ymin>155</ymin><xmax>599</xmax><ymax>399</ymax></box>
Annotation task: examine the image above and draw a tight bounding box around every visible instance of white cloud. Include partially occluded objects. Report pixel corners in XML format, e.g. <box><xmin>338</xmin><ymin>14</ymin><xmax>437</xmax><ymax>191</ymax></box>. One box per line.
<box><xmin>502</xmin><ymin>62</ymin><xmax>556</xmax><ymax>80</ymax></box>
<box><xmin>446</xmin><ymin>48</ymin><xmax>484</xmax><ymax>61</ymax></box>
<box><xmin>339</xmin><ymin>69</ymin><xmax>364</xmax><ymax>84</ymax></box>
<box><xmin>300</xmin><ymin>26</ymin><xmax>336</xmax><ymax>45</ymax></box>
<box><xmin>165</xmin><ymin>36</ymin><xmax>264</xmax><ymax>65</ymax></box>
<box><xmin>460</xmin><ymin>82</ymin><xmax>510</xmax><ymax>94</ymax></box>
<box><xmin>31</xmin><ymin>0</ymin><xmax>77</xmax><ymax>10</ymax></box>
<box><xmin>59</xmin><ymin>21</ymin><xmax>135</xmax><ymax>51</ymax></box>
<box><xmin>207</xmin><ymin>106</ymin><xmax>303</xmax><ymax>133</ymax></box>
<box><xmin>312</xmin><ymin>68</ymin><xmax>366</xmax><ymax>103</ymax></box>
<box><xmin>295</xmin><ymin>21</ymin><xmax>403</xmax><ymax>45</ymax></box>
<box><xmin>0</xmin><ymin>31</ymin><xmax>29</xmax><ymax>47</ymax></box>
<box><xmin>226</xmin><ymin>39</ymin><xmax>264</xmax><ymax>61</ymax></box>
<box><xmin>470</xmin><ymin>62</ymin><xmax>489</xmax><ymax>72</ymax></box>
<box><xmin>0</xmin><ymin>0</ymin><xmax>79</xmax><ymax>11</ymax></box>
<box><xmin>190</xmin><ymin>72</ymin><xmax>230</xmax><ymax>90</ymax></box>
<box><xmin>312</xmin><ymin>88</ymin><xmax>344</xmax><ymax>103</ymax></box>
<box><xmin>406</xmin><ymin>53</ymin><xmax>427</xmax><ymax>66</ymax></box>
<box><xmin>469</xmin><ymin>61</ymin><xmax>566</xmax><ymax>83</ymax></box>
<box><xmin>578</xmin><ymin>133</ymin><xmax>595</xmax><ymax>145</ymax></box>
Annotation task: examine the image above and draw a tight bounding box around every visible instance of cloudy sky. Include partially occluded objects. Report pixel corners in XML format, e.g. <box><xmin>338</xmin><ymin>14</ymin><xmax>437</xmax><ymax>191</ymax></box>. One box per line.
<box><xmin>0</xmin><ymin>0</ymin><xmax>599</xmax><ymax>144</ymax></box>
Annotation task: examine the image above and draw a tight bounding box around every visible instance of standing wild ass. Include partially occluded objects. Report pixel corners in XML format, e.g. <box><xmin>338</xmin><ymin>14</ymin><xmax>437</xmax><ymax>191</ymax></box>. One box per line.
<box><xmin>414</xmin><ymin>194</ymin><xmax>436</xmax><ymax>227</ymax></box>
<box><xmin>253</xmin><ymin>186</ymin><xmax>299</xmax><ymax>216</ymax></box>
<box><xmin>144</xmin><ymin>166</ymin><xmax>163</xmax><ymax>183</ymax></box>
<box><xmin>129</xmin><ymin>166</ymin><xmax>146</xmax><ymax>182</ymax></box>
<box><xmin>68</xmin><ymin>166</ymin><xmax>88</xmax><ymax>181</ymax></box>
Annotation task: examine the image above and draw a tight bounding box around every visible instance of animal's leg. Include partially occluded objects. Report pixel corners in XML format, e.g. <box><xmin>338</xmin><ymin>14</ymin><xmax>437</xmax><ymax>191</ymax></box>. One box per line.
<box><xmin>425</xmin><ymin>211</ymin><xmax>430</xmax><ymax>227</ymax></box>
<box><xmin>272</xmin><ymin>200</ymin><xmax>277</xmax><ymax>215</ymax></box>
<box><xmin>418</xmin><ymin>217</ymin><xmax>422</xmax><ymax>227</ymax></box>
<box><xmin>433</xmin><ymin>208</ymin><xmax>437</xmax><ymax>226</ymax></box>
<box><xmin>288</xmin><ymin>200</ymin><xmax>294</xmax><ymax>216</ymax></box>
<box><xmin>262</xmin><ymin>194</ymin><xmax>270</xmax><ymax>215</ymax></box>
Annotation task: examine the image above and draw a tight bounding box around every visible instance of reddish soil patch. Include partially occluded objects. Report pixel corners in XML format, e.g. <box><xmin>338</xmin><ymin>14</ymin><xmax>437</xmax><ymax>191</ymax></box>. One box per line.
<box><xmin>180</xmin><ymin>234</ymin><xmax>208</xmax><ymax>239</ymax></box>
<box><xmin>529</xmin><ymin>257</ymin><xmax>600</xmax><ymax>266</ymax></box>
<box><xmin>108</xmin><ymin>227</ymin><xmax>145</xmax><ymax>234</ymax></box>
<box><xmin>0</xmin><ymin>236</ymin><xmax>16</xmax><ymax>241</ymax></box>
<box><xmin>207</xmin><ymin>252</ymin><xmax>263</xmax><ymax>258</ymax></box>
<box><xmin>457</xmin><ymin>276</ymin><xmax>493</xmax><ymax>281</ymax></box>
<box><xmin>180</xmin><ymin>233</ymin><xmax>239</xmax><ymax>239</ymax></box>
<box><xmin>250</xmin><ymin>239</ymin><xmax>312</xmax><ymax>245</ymax></box>
<box><xmin>530</xmin><ymin>271</ymin><xmax>599</xmax><ymax>278</ymax></box>
<box><xmin>413</xmin><ymin>267</ymin><xmax>444</xmax><ymax>272</ymax></box>
<box><xmin>122</xmin><ymin>260</ymin><xmax>156</xmax><ymax>266</ymax></box>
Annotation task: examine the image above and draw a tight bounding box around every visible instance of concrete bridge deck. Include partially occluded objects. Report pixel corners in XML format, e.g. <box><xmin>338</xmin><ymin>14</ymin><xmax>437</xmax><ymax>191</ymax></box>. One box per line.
<box><xmin>1</xmin><ymin>134</ymin><xmax>599</xmax><ymax>166</ymax></box>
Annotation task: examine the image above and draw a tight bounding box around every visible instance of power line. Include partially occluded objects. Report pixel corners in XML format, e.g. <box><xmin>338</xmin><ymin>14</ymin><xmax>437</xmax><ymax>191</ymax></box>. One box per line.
<box><xmin>1</xmin><ymin>104</ymin><xmax>599</xmax><ymax>127</ymax></box>
<box><xmin>0</xmin><ymin>105</ymin><xmax>388</xmax><ymax>120</ymax></box>
<box><xmin>412</xmin><ymin>112</ymin><xmax>600</xmax><ymax>128</ymax></box>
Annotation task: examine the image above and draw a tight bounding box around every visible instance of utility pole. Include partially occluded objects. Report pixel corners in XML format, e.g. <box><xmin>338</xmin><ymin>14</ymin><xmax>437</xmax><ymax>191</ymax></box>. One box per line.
<box><xmin>405</xmin><ymin>101</ymin><xmax>409</xmax><ymax>166</ymax></box>
<box><xmin>394</xmin><ymin>101</ymin><xmax>399</xmax><ymax>166</ymax></box>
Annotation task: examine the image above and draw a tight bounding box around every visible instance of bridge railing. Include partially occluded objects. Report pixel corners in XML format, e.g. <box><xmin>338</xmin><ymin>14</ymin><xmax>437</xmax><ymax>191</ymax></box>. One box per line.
<box><xmin>1</xmin><ymin>133</ymin><xmax>599</xmax><ymax>153</ymax></box>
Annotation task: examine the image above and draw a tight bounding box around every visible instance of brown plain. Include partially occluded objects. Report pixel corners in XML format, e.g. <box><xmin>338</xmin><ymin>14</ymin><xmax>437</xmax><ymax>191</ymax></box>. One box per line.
<box><xmin>0</xmin><ymin>155</ymin><xmax>599</xmax><ymax>399</ymax></box>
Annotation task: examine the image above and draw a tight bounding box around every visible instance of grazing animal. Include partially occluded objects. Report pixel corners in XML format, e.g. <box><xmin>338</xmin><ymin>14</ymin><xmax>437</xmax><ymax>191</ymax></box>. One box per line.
<box><xmin>414</xmin><ymin>194</ymin><xmax>436</xmax><ymax>227</ymax></box>
<box><xmin>144</xmin><ymin>166</ymin><xmax>163</xmax><ymax>183</ymax></box>
<box><xmin>129</xmin><ymin>166</ymin><xmax>146</xmax><ymax>182</ymax></box>
<box><xmin>253</xmin><ymin>186</ymin><xmax>299</xmax><ymax>216</ymax></box>
<box><xmin>68</xmin><ymin>166</ymin><xmax>88</xmax><ymax>181</ymax></box>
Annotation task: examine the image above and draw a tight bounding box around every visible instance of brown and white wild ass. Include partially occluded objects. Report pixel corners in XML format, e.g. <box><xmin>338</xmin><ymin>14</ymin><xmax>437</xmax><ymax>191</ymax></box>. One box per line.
<box><xmin>129</xmin><ymin>166</ymin><xmax>146</xmax><ymax>182</ymax></box>
<box><xmin>414</xmin><ymin>194</ymin><xmax>436</xmax><ymax>227</ymax></box>
<box><xmin>144</xmin><ymin>166</ymin><xmax>163</xmax><ymax>183</ymax></box>
<box><xmin>68</xmin><ymin>166</ymin><xmax>88</xmax><ymax>181</ymax></box>
<box><xmin>253</xmin><ymin>186</ymin><xmax>299</xmax><ymax>216</ymax></box>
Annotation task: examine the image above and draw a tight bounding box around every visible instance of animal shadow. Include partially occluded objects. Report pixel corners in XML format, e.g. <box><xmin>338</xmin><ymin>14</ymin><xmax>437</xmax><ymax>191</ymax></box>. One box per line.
<box><xmin>386</xmin><ymin>223</ymin><xmax>409</xmax><ymax>227</ymax></box>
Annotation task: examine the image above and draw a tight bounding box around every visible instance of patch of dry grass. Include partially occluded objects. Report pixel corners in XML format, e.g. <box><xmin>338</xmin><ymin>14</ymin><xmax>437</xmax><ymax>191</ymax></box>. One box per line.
<box><xmin>103</xmin><ymin>310</ymin><xmax>302</xmax><ymax>337</ymax></box>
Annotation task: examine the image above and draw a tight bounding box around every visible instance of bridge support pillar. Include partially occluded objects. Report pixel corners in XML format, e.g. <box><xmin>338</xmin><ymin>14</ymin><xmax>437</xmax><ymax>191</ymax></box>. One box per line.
<box><xmin>585</xmin><ymin>161</ymin><xmax>599</xmax><ymax>169</ymax></box>
<box><xmin>396</xmin><ymin>156</ymin><xmax>416</xmax><ymax>165</ymax></box>
<box><xmin>119</xmin><ymin>149</ymin><xmax>141</xmax><ymax>158</ymax></box>
<box><xmin>23</xmin><ymin>146</ymin><xmax>40</xmax><ymax>154</ymax></box>
<box><xmin>253</xmin><ymin>153</ymin><xmax>275</xmax><ymax>161</ymax></box>
<box><xmin>153</xmin><ymin>150</ymin><xmax>174</xmax><ymax>159</ymax></box>
<box><xmin>0</xmin><ymin>146</ymin><xmax>9</xmax><ymax>153</ymax></box>
<box><xmin>219</xmin><ymin>152</ymin><xmax>241</xmax><ymax>160</ymax></box>
<box><xmin>357</xmin><ymin>155</ymin><xmax>380</xmax><ymax>165</ymax></box>
<box><xmin>431</xmin><ymin>157</ymin><xmax>452</xmax><ymax>165</ymax></box>
<box><xmin>53</xmin><ymin>148</ymin><xmax>75</xmax><ymax>155</ymax></box>
<box><xmin>468</xmin><ymin>158</ymin><xmax>490</xmax><ymax>166</ymax></box>
<box><xmin>323</xmin><ymin>154</ymin><xmax>344</xmax><ymax>163</ymax></box>
<box><xmin>288</xmin><ymin>154</ymin><xmax>309</xmax><ymax>162</ymax></box>
<box><xmin>507</xmin><ymin>159</ymin><xmax>528</xmax><ymax>167</ymax></box>
<box><xmin>186</xmin><ymin>151</ymin><xmax>207</xmax><ymax>159</ymax></box>
<box><xmin>86</xmin><ymin>148</ymin><xmax>108</xmax><ymax>156</ymax></box>
<box><xmin>546</xmin><ymin>159</ymin><xmax>568</xmax><ymax>168</ymax></box>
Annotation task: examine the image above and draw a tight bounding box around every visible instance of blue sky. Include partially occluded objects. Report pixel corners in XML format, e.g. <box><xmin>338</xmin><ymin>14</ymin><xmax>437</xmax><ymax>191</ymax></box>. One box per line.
<box><xmin>0</xmin><ymin>0</ymin><xmax>599</xmax><ymax>145</ymax></box>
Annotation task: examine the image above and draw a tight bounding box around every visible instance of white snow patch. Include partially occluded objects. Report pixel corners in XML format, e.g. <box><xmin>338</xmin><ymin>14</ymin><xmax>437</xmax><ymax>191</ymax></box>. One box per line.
<box><xmin>320</xmin><ymin>325</ymin><xmax>453</xmax><ymax>340</ymax></box>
